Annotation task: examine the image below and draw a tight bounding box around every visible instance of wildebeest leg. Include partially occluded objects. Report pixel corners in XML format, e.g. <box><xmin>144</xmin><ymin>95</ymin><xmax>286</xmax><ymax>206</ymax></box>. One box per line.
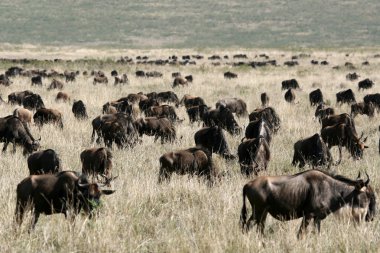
<box><xmin>29</xmin><ymin>212</ymin><xmax>40</xmax><ymax>232</ymax></box>
<box><xmin>154</xmin><ymin>135</ymin><xmax>159</xmax><ymax>143</ymax></box>
<box><xmin>313</xmin><ymin>218</ymin><xmax>321</xmax><ymax>234</ymax></box>
<box><xmin>158</xmin><ymin>167</ymin><xmax>171</xmax><ymax>183</ymax></box>
<box><xmin>333</xmin><ymin>145</ymin><xmax>342</xmax><ymax>166</ymax></box>
<box><xmin>12</xmin><ymin>139</ymin><xmax>17</xmax><ymax>153</ymax></box>
<box><xmin>2</xmin><ymin>141</ymin><xmax>9</xmax><ymax>152</ymax></box>
<box><xmin>297</xmin><ymin>216</ymin><xmax>311</xmax><ymax>239</ymax></box>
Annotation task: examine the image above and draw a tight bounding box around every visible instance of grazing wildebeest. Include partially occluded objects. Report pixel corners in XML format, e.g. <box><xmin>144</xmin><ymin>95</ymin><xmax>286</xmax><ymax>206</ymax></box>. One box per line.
<box><xmin>336</xmin><ymin>89</ymin><xmax>356</xmax><ymax>105</ymax></box>
<box><xmin>33</xmin><ymin>108</ymin><xmax>64</xmax><ymax>129</ymax></box>
<box><xmin>309</xmin><ymin>89</ymin><xmax>324</xmax><ymax>106</ymax></box>
<box><xmin>292</xmin><ymin>133</ymin><xmax>332</xmax><ymax>169</ymax></box>
<box><xmin>172</xmin><ymin>77</ymin><xmax>188</xmax><ymax>88</ymax></box>
<box><xmin>284</xmin><ymin>88</ymin><xmax>295</xmax><ymax>103</ymax></box>
<box><xmin>364</xmin><ymin>93</ymin><xmax>380</xmax><ymax>111</ymax></box>
<box><xmin>27</xmin><ymin>149</ymin><xmax>61</xmax><ymax>175</ymax></box>
<box><xmin>8</xmin><ymin>90</ymin><xmax>34</xmax><ymax>105</ymax></box>
<box><xmin>158</xmin><ymin>147</ymin><xmax>218</xmax><ymax>184</ymax></box>
<box><xmin>202</xmin><ymin>105</ymin><xmax>242</xmax><ymax>135</ymax></box>
<box><xmin>135</xmin><ymin>70</ymin><xmax>145</xmax><ymax>77</ymax></box>
<box><xmin>358</xmin><ymin>78</ymin><xmax>374</xmax><ymax>91</ymax></box>
<box><xmin>48</xmin><ymin>79</ymin><xmax>64</xmax><ymax>90</ymax></box>
<box><xmin>249</xmin><ymin>107</ymin><xmax>281</xmax><ymax>134</ymax></box>
<box><xmin>153</xmin><ymin>91</ymin><xmax>180</xmax><ymax>107</ymax></box>
<box><xmin>260</xmin><ymin>93</ymin><xmax>269</xmax><ymax>107</ymax></box>
<box><xmin>216</xmin><ymin>98</ymin><xmax>248</xmax><ymax>117</ymax></box>
<box><xmin>179</xmin><ymin>94</ymin><xmax>206</xmax><ymax>109</ymax></box>
<box><xmin>55</xmin><ymin>91</ymin><xmax>70</xmax><ymax>102</ymax></box>
<box><xmin>145</xmin><ymin>105</ymin><xmax>180</xmax><ymax>123</ymax></box>
<box><xmin>224</xmin><ymin>71</ymin><xmax>238</xmax><ymax>79</ymax></box>
<box><xmin>139</xmin><ymin>98</ymin><xmax>160</xmax><ymax>113</ymax></box>
<box><xmin>281</xmin><ymin>79</ymin><xmax>299</xmax><ymax>90</ymax></box>
<box><xmin>186</xmin><ymin>105</ymin><xmax>209</xmax><ymax>123</ymax></box>
<box><xmin>23</xmin><ymin>94</ymin><xmax>45</xmax><ymax>110</ymax></box>
<box><xmin>114</xmin><ymin>74</ymin><xmax>128</xmax><ymax>85</ymax></box>
<box><xmin>240</xmin><ymin>170</ymin><xmax>376</xmax><ymax>238</ymax></box>
<box><xmin>321</xmin><ymin>123</ymin><xmax>368</xmax><ymax>164</ymax></box>
<box><xmin>0</xmin><ymin>115</ymin><xmax>40</xmax><ymax>155</ymax></box>
<box><xmin>93</xmin><ymin>76</ymin><xmax>108</xmax><ymax>85</ymax></box>
<box><xmin>315</xmin><ymin>103</ymin><xmax>335</xmax><ymax>122</ymax></box>
<box><xmin>91</xmin><ymin>113</ymin><xmax>127</xmax><ymax>143</ymax></box>
<box><xmin>31</xmin><ymin>76</ymin><xmax>42</xmax><ymax>86</ymax></box>
<box><xmin>238</xmin><ymin>137</ymin><xmax>271</xmax><ymax>176</ymax></box>
<box><xmin>72</xmin><ymin>100</ymin><xmax>88</xmax><ymax>119</ymax></box>
<box><xmin>64</xmin><ymin>71</ymin><xmax>76</xmax><ymax>82</ymax></box>
<box><xmin>15</xmin><ymin>171</ymin><xmax>115</xmax><ymax>230</ymax></box>
<box><xmin>194</xmin><ymin>126</ymin><xmax>235</xmax><ymax>160</ymax></box>
<box><xmin>81</xmin><ymin>147</ymin><xmax>113</xmax><ymax>180</ymax></box>
<box><xmin>134</xmin><ymin>117</ymin><xmax>176</xmax><ymax>144</ymax></box>
<box><xmin>111</xmin><ymin>70</ymin><xmax>118</xmax><ymax>76</ymax></box>
<box><xmin>99</xmin><ymin>115</ymin><xmax>139</xmax><ymax>148</ymax></box>
<box><xmin>185</xmin><ymin>75</ymin><xmax>193</xmax><ymax>82</ymax></box>
<box><xmin>321</xmin><ymin>113</ymin><xmax>356</xmax><ymax>131</ymax></box>
<box><xmin>346</xmin><ymin>72</ymin><xmax>359</xmax><ymax>81</ymax></box>
<box><xmin>245</xmin><ymin>118</ymin><xmax>272</xmax><ymax>144</ymax></box>
<box><xmin>351</xmin><ymin>102</ymin><xmax>375</xmax><ymax>118</ymax></box>
<box><xmin>13</xmin><ymin>108</ymin><xmax>33</xmax><ymax>125</ymax></box>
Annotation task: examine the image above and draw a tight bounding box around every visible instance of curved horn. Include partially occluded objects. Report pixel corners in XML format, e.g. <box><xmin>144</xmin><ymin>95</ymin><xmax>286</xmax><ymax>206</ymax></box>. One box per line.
<box><xmin>356</xmin><ymin>171</ymin><xmax>361</xmax><ymax>180</ymax></box>
<box><xmin>365</xmin><ymin>172</ymin><xmax>370</xmax><ymax>185</ymax></box>
<box><xmin>359</xmin><ymin>132</ymin><xmax>364</xmax><ymax>140</ymax></box>
<box><xmin>77</xmin><ymin>182</ymin><xmax>89</xmax><ymax>188</ymax></box>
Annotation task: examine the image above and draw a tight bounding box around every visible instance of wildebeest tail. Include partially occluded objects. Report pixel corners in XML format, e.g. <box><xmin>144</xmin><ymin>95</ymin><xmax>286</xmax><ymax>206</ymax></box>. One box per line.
<box><xmin>240</xmin><ymin>185</ymin><xmax>248</xmax><ymax>231</ymax></box>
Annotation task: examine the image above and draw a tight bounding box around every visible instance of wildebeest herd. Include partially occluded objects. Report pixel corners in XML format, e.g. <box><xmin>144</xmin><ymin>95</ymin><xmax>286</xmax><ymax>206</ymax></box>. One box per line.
<box><xmin>0</xmin><ymin>53</ymin><xmax>378</xmax><ymax>241</ymax></box>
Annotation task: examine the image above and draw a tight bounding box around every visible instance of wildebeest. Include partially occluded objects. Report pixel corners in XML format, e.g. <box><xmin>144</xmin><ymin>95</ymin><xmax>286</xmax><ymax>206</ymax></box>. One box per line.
<box><xmin>185</xmin><ymin>75</ymin><xmax>193</xmax><ymax>82</ymax></box>
<box><xmin>111</xmin><ymin>70</ymin><xmax>118</xmax><ymax>76</ymax></box>
<box><xmin>146</xmin><ymin>71</ymin><xmax>163</xmax><ymax>78</ymax></box>
<box><xmin>55</xmin><ymin>91</ymin><xmax>70</xmax><ymax>102</ymax></box>
<box><xmin>114</xmin><ymin>74</ymin><xmax>128</xmax><ymax>85</ymax></box>
<box><xmin>364</xmin><ymin>93</ymin><xmax>380</xmax><ymax>111</ymax></box>
<box><xmin>93</xmin><ymin>76</ymin><xmax>108</xmax><ymax>85</ymax></box>
<box><xmin>194</xmin><ymin>126</ymin><xmax>235</xmax><ymax>160</ymax></box>
<box><xmin>13</xmin><ymin>108</ymin><xmax>33</xmax><ymax>125</ymax></box>
<box><xmin>186</xmin><ymin>105</ymin><xmax>209</xmax><ymax>123</ymax></box>
<box><xmin>139</xmin><ymin>98</ymin><xmax>160</xmax><ymax>113</ymax></box>
<box><xmin>64</xmin><ymin>71</ymin><xmax>76</xmax><ymax>82</ymax></box>
<box><xmin>238</xmin><ymin>137</ymin><xmax>270</xmax><ymax>176</ymax></box>
<box><xmin>15</xmin><ymin>171</ymin><xmax>115</xmax><ymax>230</ymax></box>
<box><xmin>284</xmin><ymin>88</ymin><xmax>295</xmax><ymax>103</ymax></box>
<box><xmin>249</xmin><ymin>107</ymin><xmax>281</xmax><ymax>134</ymax></box>
<box><xmin>23</xmin><ymin>94</ymin><xmax>45</xmax><ymax>110</ymax></box>
<box><xmin>260</xmin><ymin>93</ymin><xmax>269</xmax><ymax>107</ymax></box>
<box><xmin>0</xmin><ymin>74</ymin><xmax>11</xmax><ymax>86</ymax></box>
<box><xmin>91</xmin><ymin>113</ymin><xmax>127</xmax><ymax>143</ymax></box>
<box><xmin>27</xmin><ymin>149</ymin><xmax>61</xmax><ymax>175</ymax></box>
<box><xmin>135</xmin><ymin>70</ymin><xmax>145</xmax><ymax>77</ymax></box>
<box><xmin>351</xmin><ymin>102</ymin><xmax>375</xmax><ymax>118</ymax></box>
<box><xmin>81</xmin><ymin>147</ymin><xmax>113</xmax><ymax>180</ymax></box>
<box><xmin>179</xmin><ymin>94</ymin><xmax>206</xmax><ymax>109</ymax></box>
<box><xmin>134</xmin><ymin>117</ymin><xmax>176</xmax><ymax>144</ymax></box>
<box><xmin>72</xmin><ymin>100</ymin><xmax>88</xmax><ymax>119</ymax></box>
<box><xmin>240</xmin><ymin>170</ymin><xmax>376</xmax><ymax>238</ymax></box>
<box><xmin>358</xmin><ymin>78</ymin><xmax>374</xmax><ymax>91</ymax></box>
<box><xmin>48</xmin><ymin>79</ymin><xmax>64</xmax><ymax>90</ymax></box>
<box><xmin>216</xmin><ymin>98</ymin><xmax>248</xmax><ymax>117</ymax></box>
<box><xmin>172</xmin><ymin>77</ymin><xmax>188</xmax><ymax>88</ymax></box>
<box><xmin>321</xmin><ymin>113</ymin><xmax>356</xmax><ymax>130</ymax></box>
<box><xmin>315</xmin><ymin>103</ymin><xmax>335</xmax><ymax>122</ymax></box>
<box><xmin>0</xmin><ymin>115</ymin><xmax>40</xmax><ymax>154</ymax></box>
<box><xmin>292</xmin><ymin>133</ymin><xmax>332</xmax><ymax>169</ymax></box>
<box><xmin>152</xmin><ymin>91</ymin><xmax>180</xmax><ymax>107</ymax></box>
<box><xmin>336</xmin><ymin>89</ymin><xmax>356</xmax><ymax>105</ymax></box>
<box><xmin>309</xmin><ymin>89</ymin><xmax>324</xmax><ymax>106</ymax></box>
<box><xmin>245</xmin><ymin>118</ymin><xmax>272</xmax><ymax>144</ymax></box>
<box><xmin>224</xmin><ymin>71</ymin><xmax>238</xmax><ymax>79</ymax></box>
<box><xmin>202</xmin><ymin>105</ymin><xmax>242</xmax><ymax>135</ymax></box>
<box><xmin>321</xmin><ymin>123</ymin><xmax>368</xmax><ymax>164</ymax></box>
<box><xmin>8</xmin><ymin>90</ymin><xmax>34</xmax><ymax>105</ymax></box>
<box><xmin>346</xmin><ymin>72</ymin><xmax>359</xmax><ymax>81</ymax></box>
<box><xmin>281</xmin><ymin>79</ymin><xmax>299</xmax><ymax>90</ymax></box>
<box><xmin>31</xmin><ymin>76</ymin><xmax>42</xmax><ymax>86</ymax></box>
<box><xmin>145</xmin><ymin>105</ymin><xmax>180</xmax><ymax>123</ymax></box>
<box><xmin>158</xmin><ymin>147</ymin><xmax>218</xmax><ymax>184</ymax></box>
<box><xmin>33</xmin><ymin>108</ymin><xmax>64</xmax><ymax>129</ymax></box>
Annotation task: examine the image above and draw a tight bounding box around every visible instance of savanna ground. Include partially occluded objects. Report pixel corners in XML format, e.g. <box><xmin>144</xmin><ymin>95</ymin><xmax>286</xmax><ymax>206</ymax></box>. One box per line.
<box><xmin>0</xmin><ymin>48</ymin><xmax>379</xmax><ymax>252</ymax></box>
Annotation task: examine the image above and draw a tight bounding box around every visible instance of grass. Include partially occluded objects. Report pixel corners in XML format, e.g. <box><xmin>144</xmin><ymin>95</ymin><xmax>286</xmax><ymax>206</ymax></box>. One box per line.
<box><xmin>0</xmin><ymin>48</ymin><xmax>379</xmax><ymax>252</ymax></box>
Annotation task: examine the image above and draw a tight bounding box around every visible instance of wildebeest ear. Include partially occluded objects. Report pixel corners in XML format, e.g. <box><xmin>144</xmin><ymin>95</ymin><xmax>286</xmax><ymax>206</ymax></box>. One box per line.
<box><xmin>101</xmin><ymin>190</ymin><xmax>115</xmax><ymax>195</ymax></box>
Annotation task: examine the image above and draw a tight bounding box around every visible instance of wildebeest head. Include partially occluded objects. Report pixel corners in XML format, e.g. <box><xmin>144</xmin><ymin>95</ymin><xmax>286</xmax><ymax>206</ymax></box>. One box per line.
<box><xmin>219</xmin><ymin>105</ymin><xmax>241</xmax><ymax>135</ymax></box>
<box><xmin>352</xmin><ymin>172</ymin><xmax>376</xmax><ymax>222</ymax></box>
<box><xmin>346</xmin><ymin>129</ymin><xmax>368</xmax><ymax>160</ymax></box>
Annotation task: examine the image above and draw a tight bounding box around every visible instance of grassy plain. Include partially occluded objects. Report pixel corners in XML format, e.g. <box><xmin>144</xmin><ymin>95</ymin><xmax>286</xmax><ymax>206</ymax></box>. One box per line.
<box><xmin>0</xmin><ymin>48</ymin><xmax>379</xmax><ymax>252</ymax></box>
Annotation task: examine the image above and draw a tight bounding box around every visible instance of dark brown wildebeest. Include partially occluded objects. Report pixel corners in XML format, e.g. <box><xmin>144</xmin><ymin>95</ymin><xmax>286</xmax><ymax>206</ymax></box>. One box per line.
<box><xmin>172</xmin><ymin>72</ymin><xmax>181</xmax><ymax>78</ymax></box>
<box><xmin>139</xmin><ymin>98</ymin><xmax>160</xmax><ymax>113</ymax></box>
<box><xmin>364</xmin><ymin>93</ymin><xmax>380</xmax><ymax>111</ymax></box>
<box><xmin>48</xmin><ymin>79</ymin><xmax>64</xmax><ymax>90</ymax></box>
<box><xmin>72</xmin><ymin>100</ymin><xmax>88</xmax><ymax>119</ymax></box>
<box><xmin>146</xmin><ymin>71</ymin><xmax>163</xmax><ymax>78</ymax></box>
<box><xmin>224</xmin><ymin>71</ymin><xmax>238</xmax><ymax>79</ymax></box>
<box><xmin>81</xmin><ymin>147</ymin><xmax>113</xmax><ymax>180</ymax></box>
<box><xmin>111</xmin><ymin>70</ymin><xmax>118</xmax><ymax>76</ymax></box>
<box><xmin>260</xmin><ymin>93</ymin><xmax>269</xmax><ymax>107</ymax></box>
<box><xmin>33</xmin><ymin>108</ymin><xmax>63</xmax><ymax>129</ymax></box>
<box><xmin>202</xmin><ymin>105</ymin><xmax>242</xmax><ymax>135</ymax></box>
<box><xmin>284</xmin><ymin>88</ymin><xmax>295</xmax><ymax>103</ymax></box>
<box><xmin>8</xmin><ymin>90</ymin><xmax>34</xmax><ymax>105</ymax></box>
<box><xmin>0</xmin><ymin>74</ymin><xmax>12</xmax><ymax>86</ymax></box>
<box><xmin>238</xmin><ymin>137</ymin><xmax>270</xmax><ymax>176</ymax></box>
<box><xmin>240</xmin><ymin>170</ymin><xmax>376</xmax><ymax>238</ymax></box>
<box><xmin>194</xmin><ymin>126</ymin><xmax>235</xmax><ymax>160</ymax></box>
<box><xmin>321</xmin><ymin>123</ymin><xmax>368</xmax><ymax>165</ymax></box>
<box><xmin>245</xmin><ymin>118</ymin><xmax>272</xmax><ymax>145</ymax></box>
<box><xmin>315</xmin><ymin>103</ymin><xmax>335</xmax><ymax>122</ymax></box>
<box><xmin>103</xmin><ymin>100</ymin><xmax>131</xmax><ymax>115</ymax></box>
<box><xmin>114</xmin><ymin>74</ymin><xmax>128</xmax><ymax>85</ymax></box>
<box><xmin>91</xmin><ymin>113</ymin><xmax>127</xmax><ymax>143</ymax></box>
<box><xmin>172</xmin><ymin>77</ymin><xmax>188</xmax><ymax>88</ymax></box>
<box><xmin>64</xmin><ymin>71</ymin><xmax>76</xmax><ymax>82</ymax></box>
<box><xmin>93</xmin><ymin>76</ymin><xmax>108</xmax><ymax>85</ymax></box>
<box><xmin>13</xmin><ymin>108</ymin><xmax>33</xmax><ymax>125</ymax></box>
<box><xmin>134</xmin><ymin>117</ymin><xmax>176</xmax><ymax>144</ymax></box>
<box><xmin>186</xmin><ymin>105</ymin><xmax>209</xmax><ymax>123</ymax></box>
<box><xmin>346</xmin><ymin>72</ymin><xmax>359</xmax><ymax>81</ymax></box>
<box><xmin>292</xmin><ymin>133</ymin><xmax>332</xmax><ymax>169</ymax></box>
<box><xmin>23</xmin><ymin>94</ymin><xmax>45</xmax><ymax>110</ymax></box>
<box><xmin>31</xmin><ymin>76</ymin><xmax>42</xmax><ymax>86</ymax></box>
<box><xmin>358</xmin><ymin>78</ymin><xmax>374</xmax><ymax>91</ymax></box>
<box><xmin>55</xmin><ymin>91</ymin><xmax>70</xmax><ymax>102</ymax></box>
<box><xmin>351</xmin><ymin>102</ymin><xmax>375</xmax><ymax>118</ymax></box>
<box><xmin>0</xmin><ymin>115</ymin><xmax>40</xmax><ymax>155</ymax></box>
<box><xmin>249</xmin><ymin>107</ymin><xmax>281</xmax><ymax>134</ymax></box>
<box><xmin>179</xmin><ymin>94</ymin><xmax>206</xmax><ymax>109</ymax></box>
<box><xmin>336</xmin><ymin>89</ymin><xmax>356</xmax><ymax>105</ymax></box>
<box><xmin>145</xmin><ymin>105</ymin><xmax>180</xmax><ymax>123</ymax></box>
<box><xmin>281</xmin><ymin>79</ymin><xmax>299</xmax><ymax>90</ymax></box>
<box><xmin>135</xmin><ymin>70</ymin><xmax>145</xmax><ymax>77</ymax></box>
<box><xmin>309</xmin><ymin>89</ymin><xmax>324</xmax><ymax>106</ymax></box>
<box><xmin>321</xmin><ymin>113</ymin><xmax>356</xmax><ymax>131</ymax></box>
<box><xmin>158</xmin><ymin>146</ymin><xmax>218</xmax><ymax>184</ymax></box>
<box><xmin>185</xmin><ymin>75</ymin><xmax>193</xmax><ymax>82</ymax></box>
<box><xmin>153</xmin><ymin>91</ymin><xmax>180</xmax><ymax>107</ymax></box>
<box><xmin>15</xmin><ymin>171</ymin><xmax>115</xmax><ymax>230</ymax></box>
<box><xmin>216</xmin><ymin>98</ymin><xmax>248</xmax><ymax>117</ymax></box>
<box><xmin>27</xmin><ymin>149</ymin><xmax>61</xmax><ymax>175</ymax></box>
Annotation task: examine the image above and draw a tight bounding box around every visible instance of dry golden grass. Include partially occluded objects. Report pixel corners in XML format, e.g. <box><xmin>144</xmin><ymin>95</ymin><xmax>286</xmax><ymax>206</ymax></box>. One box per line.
<box><xmin>0</xmin><ymin>48</ymin><xmax>380</xmax><ymax>252</ymax></box>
